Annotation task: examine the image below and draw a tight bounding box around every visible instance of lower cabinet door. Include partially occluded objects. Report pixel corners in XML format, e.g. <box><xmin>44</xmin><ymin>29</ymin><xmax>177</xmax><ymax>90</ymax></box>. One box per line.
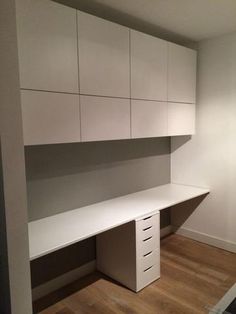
<box><xmin>168</xmin><ymin>102</ymin><xmax>195</xmax><ymax>136</ymax></box>
<box><xmin>21</xmin><ymin>90</ymin><xmax>80</xmax><ymax>145</ymax></box>
<box><xmin>131</xmin><ymin>100</ymin><xmax>168</xmax><ymax>138</ymax></box>
<box><xmin>80</xmin><ymin>95</ymin><xmax>131</xmax><ymax>142</ymax></box>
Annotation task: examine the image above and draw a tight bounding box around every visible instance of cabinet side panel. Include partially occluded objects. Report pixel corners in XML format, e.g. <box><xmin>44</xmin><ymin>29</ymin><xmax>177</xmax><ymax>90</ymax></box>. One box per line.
<box><xmin>97</xmin><ymin>221</ymin><xmax>137</xmax><ymax>291</ymax></box>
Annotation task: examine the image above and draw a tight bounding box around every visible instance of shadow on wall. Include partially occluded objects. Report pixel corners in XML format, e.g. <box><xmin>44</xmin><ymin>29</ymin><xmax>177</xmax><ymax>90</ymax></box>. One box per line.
<box><xmin>171</xmin><ymin>135</ymin><xmax>192</xmax><ymax>153</ymax></box>
<box><xmin>25</xmin><ymin>137</ymin><xmax>170</xmax><ymax>180</ymax></box>
<box><xmin>25</xmin><ymin>137</ymin><xmax>171</xmax><ymax>221</ymax></box>
<box><xmin>53</xmin><ymin>0</ymin><xmax>195</xmax><ymax>46</ymax></box>
<box><xmin>171</xmin><ymin>194</ymin><xmax>208</xmax><ymax>231</ymax></box>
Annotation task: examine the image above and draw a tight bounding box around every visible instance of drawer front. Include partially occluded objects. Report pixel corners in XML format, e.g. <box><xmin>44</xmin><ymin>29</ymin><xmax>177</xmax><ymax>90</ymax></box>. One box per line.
<box><xmin>136</xmin><ymin>213</ymin><xmax>160</xmax><ymax>256</ymax></box>
<box><xmin>137</xmin><ymin>249</ymin><xmax>159</xmax><ymax>273</ymax></box>
<box><xmin>137</xmin><ymin>261</ymin><xmax>160</xmax><ymax>292</ymax></box>
<box><xmin>137</xmin><ymin>232</ymin><xmax>159</xmax><ymax>256</ymax></box>
<box><xmin>136</xmin><ymin>214</ymin><xmax>159</xmax><ymax>230</ymax></box>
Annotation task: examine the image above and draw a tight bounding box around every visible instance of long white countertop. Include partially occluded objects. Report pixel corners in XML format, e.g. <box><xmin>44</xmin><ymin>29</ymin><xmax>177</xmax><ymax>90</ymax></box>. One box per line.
<box><xmin>28</xmin><ymin>183</ymin><xmax>209</xmax><ymax>260</ymax></box>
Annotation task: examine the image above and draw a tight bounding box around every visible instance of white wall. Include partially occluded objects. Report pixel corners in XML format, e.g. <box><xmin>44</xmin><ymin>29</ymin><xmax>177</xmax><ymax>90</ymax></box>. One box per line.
<box><xmin>171</xmin><ymin>32</ymin><xmax>236</xmax><ymax>252</ymax></box>
<box><xmin>0</xmin><ymin>0</ymin><xmax>32</xmax><ymax>312</ymax></box>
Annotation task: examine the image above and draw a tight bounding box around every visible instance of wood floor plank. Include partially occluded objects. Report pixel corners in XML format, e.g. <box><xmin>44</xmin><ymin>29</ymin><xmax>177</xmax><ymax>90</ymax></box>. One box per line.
<box><xmin>36</xmin><ymin>234</ymin><xmax>236</xmax><ymax>314</ymax></box>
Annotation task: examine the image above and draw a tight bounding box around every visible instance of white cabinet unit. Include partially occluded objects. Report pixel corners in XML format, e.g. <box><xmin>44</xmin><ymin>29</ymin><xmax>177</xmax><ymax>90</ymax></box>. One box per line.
<box><xmin>168</xmin><ymin>103</ymin><xmax>195</xmax><ymax>136</ymax></box>
<box><xmin>77</xmin><ymin>11</ymin><xmax>130</xmax><ymax>98</ymax></box>
<box><xmin>131</xmin><ymin>30</ymin><xmax>168</xmax><ymax>101</ymax></box>
<box><xmin>168</xmin><ymin>43</ymin><xmax>197</xmax><ymax>103</ymax></box>
<box><xmin>21</xmin><ymin>90</ymin><xmax>80</xmax><ymax>145</ymax></box>
<box><xmin>131</xmin><ymin>100</ymin><xmax>168</xmax><ymax>138</ymax></box>
<box><xmin>16</xmin><ymin>0</ymin><xmax>79</xmax><ymax>93</ymax></box>
<box><xmin>97</xmin><ymin>213</ymin><xmax>160</xmax><ymax>292</ymax></box>
<box><xmin>80</xmin><ymin>95</ymin><xmax>130</xmax><ymax>142</ymax></box>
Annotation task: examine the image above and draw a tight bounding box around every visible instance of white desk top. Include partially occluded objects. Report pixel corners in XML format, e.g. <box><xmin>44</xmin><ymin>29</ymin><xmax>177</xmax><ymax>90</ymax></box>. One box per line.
<box><xmin>29</xmin><ymin>183</ymin><xmax>209</xmax><ymax>260</ymax></box>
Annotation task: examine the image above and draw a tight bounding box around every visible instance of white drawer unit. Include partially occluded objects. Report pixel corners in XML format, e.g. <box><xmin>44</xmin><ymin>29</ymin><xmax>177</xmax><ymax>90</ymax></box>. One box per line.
<box><xmin>96</xmin><ymin>212</ymin><xmax>160</xmax><ymax>292</ymax></box>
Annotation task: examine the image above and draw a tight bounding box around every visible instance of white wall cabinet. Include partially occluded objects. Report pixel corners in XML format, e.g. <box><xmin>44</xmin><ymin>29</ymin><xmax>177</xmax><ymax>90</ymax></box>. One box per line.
<box><xmin>131</xmin><ymin>30</ymin><xmax>168</xmax><ymax>101</ymax></box>
<box><xmin>80</xmin><ymin>95</ymin><xmax>130</xmax><ymax>142</ymax></box>
<box><xmin>168</xmin><ymin>43</ymin><xmax>197</xmax><ymax>104</ymax></box>
<box><xmin>17</xmin><ymin>2</ymin><xmax>197</xmax><ymax>145</ymax></box>
<box><xmin>131</xmin><ymin>100</ymin><xmax>168</xmax><ymax>138</ymax></box>
<box><xmin>16</xmin><ymin>0</ymin><xmax>79</xmax><ymax>93</ymax></box>
<box><xmin>97</xmin><ymin>213</ymin><xmax>160</xmax><ymax>292</ymax></box>
<box><xmin>78</xmin><ymin>11</ymin><xmax>130</xmax><ymax>98</ymax></box>
<box><xmin>168</xmin><ymin>103</ymin><xmax>195</xmax><ymax>136</ymax></box>
<box><xmin>21</xmin><ymin>90</ymin><xmax>80</xmax><ymax>145</ymax></box>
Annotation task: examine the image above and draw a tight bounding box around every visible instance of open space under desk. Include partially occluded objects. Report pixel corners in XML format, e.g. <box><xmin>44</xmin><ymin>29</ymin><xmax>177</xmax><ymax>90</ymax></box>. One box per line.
<box><xmin>29</xmin><ymin>183</ymin><xmax>209</xmax><ymax>261</ymax></box>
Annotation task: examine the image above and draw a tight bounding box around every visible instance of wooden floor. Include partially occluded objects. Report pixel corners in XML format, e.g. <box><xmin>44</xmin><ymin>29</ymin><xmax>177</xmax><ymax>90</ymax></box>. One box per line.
<box><xmin>34</xmin><ymin>234</ymin><xmax>236</xmax><ymax>314</ymax></box>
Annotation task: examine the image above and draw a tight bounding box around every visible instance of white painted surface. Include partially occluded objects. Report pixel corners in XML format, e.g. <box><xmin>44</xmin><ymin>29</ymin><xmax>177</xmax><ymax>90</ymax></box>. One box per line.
<box><xmin>171</xmin><ymin>32</ymin><xmax>236</xmax><ymax>247</ymax></box>
<box><xmin>21</xmin><ymin>90</ymin><xmax>80</xmax><ymax>145</ymax></box>
<box><xmin>78</xmin><ymin>11</ymin><xmax>130</xmax><ymax>98</ymax></box>
<box><xmin>130</xmin><ymin>30</ymin><xmax>168</xmax><ymax>101</ymax></box>
<box><xmin>70</xmin><ymin>0</ymin><xmax>236</xmax><ymax>41</ymax></box>
<box><xmin>80</xmin><ymin>95</ymin><xmax>130</xmax><ymax>141</ymax></box>
<box><xmin>131</xmin><ymin>100</ymin><xmax>168</xmax><ymax>138</ymax></box>
<box><xmin>174</xmin><ymin>227</ymin><xmax>236</xmax><ymax>253</ymax></box>
<box><xmin>168</xmin><ymin>43</ymin><xmax>196</xmax><ymax>103</ymax></box>
<box><xmin>29</xmin><ymin>183</ymin><xmax>209</xmax><ymax>260</ymax></box>
<box><xmin>16</xmin><ymin>0</ymin><xmax>78</xmax><ymax>93</ymax></box>
<box><xmin>168</xmin><ymin>103</ymin><xmax>195</xmax><ymax>136</ymax></box>
<box><xmin>0</xmin><ymin>1</ymin><xmax>32</xmax><ymax>311</ymax></box>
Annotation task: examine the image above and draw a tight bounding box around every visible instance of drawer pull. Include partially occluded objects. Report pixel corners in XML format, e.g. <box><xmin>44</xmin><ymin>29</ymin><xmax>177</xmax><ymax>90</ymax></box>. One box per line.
<box><xmin>143</xmin><ymin>216</ymin><xmax>152</xmax><ymax>221</ymax></box>
<box><xmin>143</xmin><ymin>251</ymin><xmax>152</xmax><ymax>257</ymax></box>
<box><xmin>143</xmin><ymin>226</ymin><xmax>152</xmax><ymax>231</ymax></box>
<box><xmin>143</xmin><ymin>236</ymin><xmax>152</xmax><ymax>242</ymax></box>
<box><xmin>144</xmin><ymin>265</ymin><xmax>153</xmax><ymax>272</ymax></box>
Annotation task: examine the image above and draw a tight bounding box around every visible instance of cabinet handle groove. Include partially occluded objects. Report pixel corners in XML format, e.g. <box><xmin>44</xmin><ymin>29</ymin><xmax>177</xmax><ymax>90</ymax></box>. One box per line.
<box><xmin>143</xmin><ymin>251</ymin><xmax>152</xmax><ymax>257</ymax></box>
<box><xmin>143</xmin><ymin>236</ymin><xmax>152</xmax><ymax>242</ymax></box>
<box><xmin>143</xmin><ymin>226</ymin><xmax>152</xmax><ymax>231</ymax></box>
<box><xmin>143</xmin><ymin>216</ymin><xmax>152</xmax><ymax>221</ymax></box>
<box><xmin>144</xmin><ymin>265</ymin><xmax>153</xmax><ymax>272</ymax></box>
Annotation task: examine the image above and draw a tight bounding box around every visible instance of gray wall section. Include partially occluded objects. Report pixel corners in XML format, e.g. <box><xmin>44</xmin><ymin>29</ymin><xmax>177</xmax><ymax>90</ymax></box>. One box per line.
<box><xmin>27</xmin><ymin>137</ymin><xmax>171</xmax><ymax>288</ymax></box>
<box><xmin>25</xmin><ymin>137</ymin><xmax>171</xmax><ymax>222</ymax></box>
<box><xmin>0</xmin><ymin>0</ymin><xmax>32</xmax><ymax>312</ymax></box>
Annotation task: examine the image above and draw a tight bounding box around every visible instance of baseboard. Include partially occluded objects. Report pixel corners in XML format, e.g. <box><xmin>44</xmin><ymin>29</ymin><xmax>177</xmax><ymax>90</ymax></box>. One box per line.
<box><xmin>32</xmin><ymin>260</ymin><xmax>96</xmax><ymax>301</ymax></box>
<box><xmin>160</xmin><ymin>225</ymin><xmax>173</xmax><ymax>238</ymax></box>
<box><xmin>174</xmin><ymin>226</ymin><xmax>236</xmax><ymax>253</ymax></box>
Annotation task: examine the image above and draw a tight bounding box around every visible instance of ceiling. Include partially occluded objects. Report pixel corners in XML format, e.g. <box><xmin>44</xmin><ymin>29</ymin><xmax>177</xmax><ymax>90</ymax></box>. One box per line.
<box><xmin>55</xmin><ymin>0</ymin><xmax>236</xmax><ymax>44</ymax></box>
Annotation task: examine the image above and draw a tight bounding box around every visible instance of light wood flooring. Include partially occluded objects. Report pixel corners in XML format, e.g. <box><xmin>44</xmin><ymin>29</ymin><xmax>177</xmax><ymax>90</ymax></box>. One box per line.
<box><xmin>34</xmin><ymin>234</ymin><xmax>236</xmax><ymax>314</ymax></box>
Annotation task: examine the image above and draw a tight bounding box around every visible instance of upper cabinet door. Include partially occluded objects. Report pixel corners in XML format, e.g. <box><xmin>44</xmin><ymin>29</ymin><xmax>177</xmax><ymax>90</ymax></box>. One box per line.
<box><xmin>131</xmin><ymin>30</ymin><xmax>168</xmax><ymax>101</ymax></box>
<box><xmin>80</xmin><ymin>95</ymin><xmax>130</xmax><ymax>142</ymax></box>
<box><xmin>16</xmin><ymin>0</ymin><xmax>79</xmax><ymax>93</ymax></box>
<box><xmin>168</xmin><ymin>43</ymin><xmax>197</xmax><ymax>104</ymax></box>
<box><xmin>78</xmin><ymin>11</ymin><xmax>130</xmax><ymax>98</ymax></box>
<box><xmin>131</xmin><ymin>100</ymin><xmax>168</xmax><ymax>138</ymax></box>
<box><xmin>168</xmin><ymin>103</ymin><xmax>195</xmax><ymax>136</ymax></box>
<box><xmin>21</xmin><ymin>90</ymin><xmax>81</xmax><ymax>145</ymax></box>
